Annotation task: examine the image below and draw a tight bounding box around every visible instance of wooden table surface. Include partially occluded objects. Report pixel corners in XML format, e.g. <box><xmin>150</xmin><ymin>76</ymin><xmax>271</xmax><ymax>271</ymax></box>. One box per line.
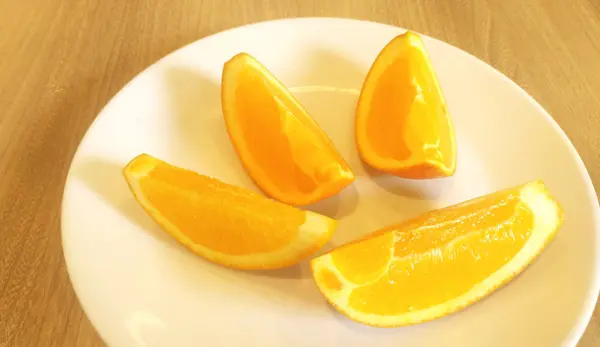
<box><xmin>1</xmin><ymin>0</ymin><xmax>599</xmax><ymax>346</ymax></box>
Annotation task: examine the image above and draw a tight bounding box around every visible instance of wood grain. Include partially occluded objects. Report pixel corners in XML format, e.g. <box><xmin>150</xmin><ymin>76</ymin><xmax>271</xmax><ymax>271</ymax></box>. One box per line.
<box><xmin>0</xmin><ymin>0</ymin><xmax>599</xmax><ymax>346</ymax></box>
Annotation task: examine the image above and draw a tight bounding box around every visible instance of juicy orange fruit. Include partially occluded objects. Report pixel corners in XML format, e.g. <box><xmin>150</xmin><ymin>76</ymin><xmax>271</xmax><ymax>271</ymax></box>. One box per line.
<box><xmin>356</xmin><ymin>32</ymin><xmax>457</xmax><ymax>179</ymax></box>
<box><xmin>123</xmin><ymin>154</ymin><xmax>337</xmax><ymax>270</ymax></box>
<box><xmin>221</xmin><ymin>53</ymin><xmax>354</xmax><ymax>206</ymax></box>
<box><xmin>311</xmin><ymin>181</ymin><xmax>562</xmax><ymax>327</ymax></box>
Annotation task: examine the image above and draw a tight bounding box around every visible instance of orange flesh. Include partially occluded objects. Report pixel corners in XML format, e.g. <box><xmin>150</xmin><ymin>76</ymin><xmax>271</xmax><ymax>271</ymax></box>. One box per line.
<box><xmin>356</xmin><ymin>32</ymin><xmax>456</xmax><ymax>178</ymax></box>
<box><xmin>317</xmin><ymin>268</ymin><xmax>344</xmax><ymax>292</ymax></box>
<box><xmin>366</xmin><ymin>55</ymin><xmax>414</xmax><ymax>162</ymax></box>
<box><xmin>223</xmin><ymin>53</ymin><xmax>354</xmax><ymax>205</ymax></box>
<box><xmin>328</xmin><ymin>187</ymin><xmax>534</xmax><ymax>314</ymax></box>
<box><xmin>332</xmin><ymin>232</ymin><xmax>395</xmax><ymax>285</ymax></box>
<box><xmin>134</xmin><ymin>159</ymin><xmax>306</xmax><ymax>255</ymax></box>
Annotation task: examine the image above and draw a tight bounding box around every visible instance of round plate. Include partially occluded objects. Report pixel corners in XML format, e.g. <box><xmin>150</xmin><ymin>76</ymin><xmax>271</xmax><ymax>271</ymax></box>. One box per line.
<box><xmin>62</xmin><ymin>18</ymin><xmax>600</xmax><ymax>347</ymax></box>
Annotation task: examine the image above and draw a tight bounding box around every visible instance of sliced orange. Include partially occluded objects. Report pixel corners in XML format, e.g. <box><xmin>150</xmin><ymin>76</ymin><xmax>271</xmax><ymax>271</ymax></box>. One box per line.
<box><xmin>311</xmin><ymin>181</ymin><xmax>563</xmax><ymax>327</ymax></box>
<box><xmin>123</xmin><ymin>154</ymin><xmax>337</xmax><ymax>270</ymax></box>
<box><xmin>221</xmin><ymin>53</ymin><xmax>354</xmax><ymax>206</ymax></box>
<box><xmin>356</xmin><ymin>32</ymin><xmax>456</xmax><ymax>179</ymax></box>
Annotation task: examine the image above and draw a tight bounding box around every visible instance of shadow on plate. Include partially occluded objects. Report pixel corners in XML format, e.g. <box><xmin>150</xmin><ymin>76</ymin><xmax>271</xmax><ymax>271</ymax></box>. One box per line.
<box><xmin>370</xmin><ymin>175</ymin><xmax>453</xmax><ymax>200</ymax></box>
<box><xmin>326</xmin><ymin>304</ymin><xmax>408</xmax><ymax>336</ymax></box>
<box><xmin>306</xmin><ymin>184</ymin><xmax>360</xmax><ymax>219</ymax></box>
<box><xmin>164</xmin><ymin>248</ymin><xmax>330</xmax><ymax>310</ymax></box>
<box><xmin>72</xmin><ymin>158</ymin><xmax>176</xmax><ymax>246</ymax></box>
<box><xmin>162</xmin><ymin>66</ymin><xmax>253</xmax><ymax>182</ymax></box>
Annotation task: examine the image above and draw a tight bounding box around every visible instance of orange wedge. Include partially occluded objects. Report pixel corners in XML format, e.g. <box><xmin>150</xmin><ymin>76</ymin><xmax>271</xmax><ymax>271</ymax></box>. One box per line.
<box><xmin>123</xmin><ymin>154</ymin><xmax>336</xmax><ymax>270</ymax></box>
<box><xmin>311</xmin><ymin>181</ymin><xmax>563</xmax><ymax>327</ymax></box>
<box><xmin>222</xmin><ymin>53</ymin><xmax>354</xmax><ymax>206</ymax></box>
<box><xmin>356</xmin><ymin>32</ymin><xmax>456</xmax><ymax>179</ymax></box>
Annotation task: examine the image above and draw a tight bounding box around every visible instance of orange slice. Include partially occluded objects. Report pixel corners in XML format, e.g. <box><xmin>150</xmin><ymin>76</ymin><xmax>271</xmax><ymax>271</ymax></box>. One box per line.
<box><xmin>311</xmin><ymin>181</ymin><xmax>563</xmax><ymax>326</ymax></box>
<box><xmin>222</xmin><ymin>53</ymin><xmax>354</xmax><ymax>206</ymax></box>
<box><xmin>123</xmin><ymin>154</ymin><xmax>336</xmax><ymax>270</ymax></box>
<box><xmin>356</xmin><ymin>32</ymin><xmax>457</xmax><ymax>179</ymax></box>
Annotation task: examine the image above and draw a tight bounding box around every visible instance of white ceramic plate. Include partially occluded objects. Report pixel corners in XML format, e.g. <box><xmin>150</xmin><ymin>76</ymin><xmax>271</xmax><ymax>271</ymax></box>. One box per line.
<box><xmin>62</xmin><ymin>18</ymin><xmax>600</xmax><ymax>347</ymax></box>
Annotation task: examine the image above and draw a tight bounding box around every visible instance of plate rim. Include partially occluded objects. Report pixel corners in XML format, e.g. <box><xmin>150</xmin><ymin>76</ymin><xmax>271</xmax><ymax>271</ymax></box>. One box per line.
<box><xmin>61</xmin><ymin>17</ymin><xmax>600</xmax><ymax>346</ymax></box>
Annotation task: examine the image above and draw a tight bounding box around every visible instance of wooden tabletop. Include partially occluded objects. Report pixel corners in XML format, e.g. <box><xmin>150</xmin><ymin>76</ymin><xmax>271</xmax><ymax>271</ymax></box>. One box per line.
<box><xmin>1</xmin><ymin>0</ymin><xmax>599</xmax><ymax>346</ymax></box>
